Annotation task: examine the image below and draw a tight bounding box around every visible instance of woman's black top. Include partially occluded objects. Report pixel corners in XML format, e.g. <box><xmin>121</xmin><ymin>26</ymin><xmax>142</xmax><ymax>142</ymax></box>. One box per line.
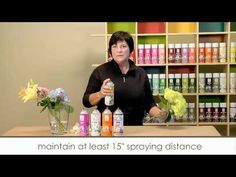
<box><xmin>82</xmin><ymin>59</ymin><xmax>156</xmax><ymax>125</ymax></box>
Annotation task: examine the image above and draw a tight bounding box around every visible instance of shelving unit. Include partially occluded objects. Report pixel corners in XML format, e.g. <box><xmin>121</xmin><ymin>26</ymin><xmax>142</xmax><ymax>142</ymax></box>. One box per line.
<box><xmin>92</xmin><ymin>22</ymin><xmax>236</xmax><ymax>136</ymax></box>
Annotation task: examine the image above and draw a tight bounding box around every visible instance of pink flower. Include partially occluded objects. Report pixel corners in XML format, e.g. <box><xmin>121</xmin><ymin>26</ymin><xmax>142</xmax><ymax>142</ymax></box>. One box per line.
<box><xmin>38</xmin><ymin>87</ymin><xmax>50</xmax><ymax>93</ymax></box>
<box><xmin>37</xmin><ymin>87</ymin><xmax>50</xmax><ymax>99</ymax></box>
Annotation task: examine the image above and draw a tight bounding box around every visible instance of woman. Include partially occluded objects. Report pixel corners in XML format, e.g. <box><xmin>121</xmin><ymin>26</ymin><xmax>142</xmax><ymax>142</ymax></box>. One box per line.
<box><xmin>82</xmin><ymin>31</ymin><xmax>168</xmax><ymax>125</ymax></box>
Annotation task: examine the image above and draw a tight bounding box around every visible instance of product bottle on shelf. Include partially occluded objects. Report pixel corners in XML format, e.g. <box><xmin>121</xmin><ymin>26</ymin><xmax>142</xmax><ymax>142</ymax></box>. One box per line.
<box><xmin>199</xmin><ymin>43</ymin><xmax>205</xmax><ymax>63</ymax></box>
<box><xmin>189</xmin><ymin>73</ymin><xmax>195</xmax><ymax>93</ymax></box>
<box><xmin>168</xmin><ymin>74</ymin><xmax>174</xmax><ymax>90</ymax></box>
<box><xmin>219</xmin><ymin>42</ymin><xmax>226</xmax><ymax>63</ymax></box>
<box><xmin>188</xmin><ymin>43</ymin><xmax>196</xmax><ymax>63</ymax></box>
<box><xmin>175</xmin><ymin>43</ymin><xmax>182</xmax><ymax>63</ymax></box>
<box><xmin>199</xmin><ymin>103</ymin><xmax>206</xmax><ymax>122</ymax></box>
<box><xmin>188</xmin><ymin>103</ymin><xmax>195</xmax><ymax>122</ymax></box>
<box><xmin>230</xmin><ymin>73</ymin><xmax>236</xmax><ymax>93</ymax></box>
<box><xmin>205</xmin><ymin>103</ymin><xmax>212</xmax><ymax>122</ymax></box>
<box><xmin>219</xmin><ymin>73</ymin><xmax>226</xmax><ymax>93</ymax></box>
<box><xmin>151</xmin><ymin>44</ymin><xmax>158</xmax><ymax>64</ymax></box>
<box><xmin>205</xmin><ymin>73</ymin><xmax>212</xmax><ymax>93</ymax></box>
<box><xmin>212</xmin><ymin>73</ymin><xmax>220</xmax><ymax>93</ymax></box>
<box><xmin>159</xmin><ymin>44</ymin><xmax>165</xmax><ymax>64</ymax></box>
<box><xmin>220</xmin><ymin>102</ymin><xmax>227</xmax><ymax>122</ymax></box>
<box><xmin>138</xmin><ymin>44</ymin><xmax>144</xmax><ymax>64</ymax></box>
<box><xmin>199</xmin><ymin>73</ymin><xmax>205</xmax><ymax>93</ymax></box>
<box><xmin>205</xmin><ymin>43</ymin><xmax>212</xmax><ymax>63</ymax></box>
<box><xmin>168</xmin><ymin>44</ymin><xmax>175</xmax><ymax>63</ymax></box>
<box><xmin>230</xmin><ymin>102</ymin><xmax>236</xmax><ymax>122</ymax></box>
<box><xmin>181</xmin><ymin>73</ymin><xmax>188</xmax><ymax>94</ymax></box>
<box><xmin>144</xmin><ymin>44</ymin><xmax>151</xmax><ymax>64</ymax></box>
<box><xmin>181</xmin><ymin>43</ymin><xmax>188</xmax><ymax>63</ymax></box>
<box><xmin>212</xmin><ymin>43</ymin><xmax>219</xmax><ymax>63</ymax></box>
<box><xmin>174</xmin><ymin>73</ymin><xmax>181</xmax><ymax>92</ymax></box>
<box><xmin>212</xmin><ymin>102</ymin><xmax>219</xmax><ymax>122</ymax></box>
<box><xmin>159</xmin><ymin>74</ymin><xmax>166</xmax><ymax>93</ymax></box>
<box><xmin>230</xmin><ymin>42</ymin><xmax>236</xmax><ymax>63</ymax></box>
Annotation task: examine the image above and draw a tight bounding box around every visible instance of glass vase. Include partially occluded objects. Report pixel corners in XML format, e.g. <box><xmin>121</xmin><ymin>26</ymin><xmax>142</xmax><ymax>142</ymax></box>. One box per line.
<box><xmin>165</xmin><ymin>111</ymin><xmax>172</xmax><ymax>123</ymax></box>
<box><xmin>48</xmin><ymin>108</ymin><xmax>69</xmax><ymax>135</ymax></box>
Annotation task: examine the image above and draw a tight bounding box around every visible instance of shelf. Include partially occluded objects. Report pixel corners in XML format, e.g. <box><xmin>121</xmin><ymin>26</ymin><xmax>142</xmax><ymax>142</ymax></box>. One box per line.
<box><xmin>230</xmin><ymin>65</ymin><xmax>236</xmax><ymax>72</ymax></box>
<box><xmin>168</xmin><ymin>63</ymin><xmax>196</xmax><ymax>66</ymax></box>
<box><xmin>229</xmin><ymin>93</ymin><xmax>236</xmax><ymax>96</ymax></box>
<box><xmin>198</xmin><ymin>93</ymin><xmax>228</xmax><ymax>96</ymax></box>
<box><xmin>107</xmin><ymin>22</ymin><xmax>135</xmax><ymax>34</ymax></box>
<box><xmin>137</xmin><ymin>64</ymin><xmax>166</xmax><ymax>67</ymax></box>
<box><xmin>199</xmin><ymin>122</ymin><xmax>228</xmax><ymax>125</ymax></box>
<box><xmin>198</xmin><ymin>32</ymin><xmax>228</xmax><ymax>35</ymax></box>
<box><xmin>168</xmin><ymin>33</ymin><xmax>197</xmax><ymax>35</ymax></box>
<box><xmin>143</xmin><ymin>122</ymin><xmax>197</xmax><ymax>126</ymax></box>
<box><xmin>166</xmin><ymin>122</ymin><xmax>197</xmax><ymax>126</ymax></box>
<box><xmin>168</xmin><ymin>22</ymin><xmax>197</xmax><ymax>33</ymax></box>
<box><xmin>154</xmin><ymin>93</ymin><xmax>197</xmax><ymax>97</ymax></box>
<box><xmin>199</xmin><ymin>22</ymin><xmax>225</xmax><ymax>32</ymax></box>
<box><xmin>168</xmin><ymin>66</ymin><xmax>196</xmax><ymax>73</ymax></box>
<box><xmin>199</xmin><ymin>34</ymin><xmax>227</xmax><ymax>43</ymax></box>
<box><xmin>230</xmin><ymin>22</ymin><xmax>236</xmax><ymax>31</ymax></box>
<box><xmin>198</xmin><ymin>63</ymin><xmax>228</xmax><ymax>65</ymax></box>
<box><xmin>138</xmin><ymin>22</ymin><xmax>166</xmax><ymax>34</ymax></box>
<box><xmin>99</xmin><ymin>22</ymin><xmax>236</xmax><ymax>136</ymax></box>
<box><xmin>138</xmin><ymin>36</ymin><xmax>166</xmax><ymax>44</ymax></box>
<box><xmin>182</xmin><ymin>93</ymin><xmax>197</xmax><ymax>96</ymax></box>
<box><xmin>137</xmin><ymin>33</ymin><xmax>166</xmax><ymax>36</ymax></box>
<box><xmin>153</xmin><ymin>94</ymin><xmax>164</xmax><ymax>97</ymax></box>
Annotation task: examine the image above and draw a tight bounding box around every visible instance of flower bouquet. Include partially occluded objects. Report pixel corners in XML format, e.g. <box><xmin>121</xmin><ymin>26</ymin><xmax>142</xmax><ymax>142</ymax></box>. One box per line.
<box><xmin>144</xmin><ymin>88</ymin><xmax>187</xmax><ymax>123</ymax></box>
<box><xmin>18</xmin><ymin>79</ymin><xmax>74</xmax><ymax>134</ymax></box>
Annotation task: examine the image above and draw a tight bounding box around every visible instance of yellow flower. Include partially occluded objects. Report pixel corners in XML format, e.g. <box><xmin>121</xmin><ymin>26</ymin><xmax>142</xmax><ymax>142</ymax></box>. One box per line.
<box><xmin>18</xmin><ymin>79</ymin><xmax>74</xmax><ymax>135</ymax></box>
<box><xmin>163</xmin><ymin>88</ymin><xmax>187</xmax><ymax>117</ymax></box>
<box><xmin>164</xmin><ymin>88</ymin><xmax>182</xmax><ymax>104</ymax></box>
<box><xmin>171</xmin><ymin>99</ymin><xmax>186</xmax><ymax>116</ymax></box>
<box><xmin>18</xmin><ymin>87</ymin><xmax>26</xmax><ymax>99</ymax></box>
<box><xmin>19</xmin><ymin>81</ymin><xmax>38</xmax><ymax>103</ymax></box>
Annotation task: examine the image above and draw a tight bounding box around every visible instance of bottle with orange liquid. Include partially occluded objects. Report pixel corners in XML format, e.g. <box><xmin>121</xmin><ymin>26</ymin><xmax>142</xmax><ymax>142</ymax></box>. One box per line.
<box><xmin>205</xmin><ymin>43</ymin><xmax>212</xmax><ymax>63</ymax></box>
<box><xmin>102</xmin><ymin>107</ymin><xmax>112</xmax><ymax>136</ymax></box>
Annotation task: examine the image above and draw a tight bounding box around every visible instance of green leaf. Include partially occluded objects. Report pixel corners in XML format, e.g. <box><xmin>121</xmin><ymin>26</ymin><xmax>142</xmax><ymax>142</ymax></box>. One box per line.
<box><xmin>54</xmin><ymin>103</ymin><xmax>64</xmax><ymax>111</ymax></box>
<box><xmin>65</xmin><ymin>105</ymin><xmax>74</xmax><ymax>113</ymax></box>
<box><xmin>40</xmin><ymin>105</ymin><xmax>48</xmax><ymax>113</ymax></box>
<box><xmin>48</xmin><ymin>107</ymin><xmax>57</xmax><ymax>117</ymax></box>
<box><xmin>159</xmin><ymin>102</ymin><xmax>167</xmax><ymax>110</ymax></box>
<box><xmin>29</xmin><ymin>79</ymin><xmax>35</xmax><ymax>85</ymax></box>
<box><xmin>158</xmin><ymin>95</ymin><xmax>168</xmax><ymax>105</ymax></box>
<box><xmin>158</xmin><ymin>95</ymin><xmax>168</xmax><ymax>111</ymax></box>
<box><xmin>165</xmin><ymin>112</ymin><xmax>172</xmax><ymax>123</ymax></box>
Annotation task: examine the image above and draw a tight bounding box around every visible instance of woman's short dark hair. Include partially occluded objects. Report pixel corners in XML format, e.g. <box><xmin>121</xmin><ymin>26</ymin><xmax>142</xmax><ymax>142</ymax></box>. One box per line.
<box><xmin>108</xmin><ymin>31</ymin><xmax>134</xmax><ymax>55</ymax></box>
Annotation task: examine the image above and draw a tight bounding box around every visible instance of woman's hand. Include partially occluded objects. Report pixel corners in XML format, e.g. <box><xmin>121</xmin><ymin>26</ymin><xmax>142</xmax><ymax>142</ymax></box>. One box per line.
<box><xmin>88</xmin><ymin>78</ymin><xmax>113</xmax><ymax>106</ymax></box>
<box><xmin>99</xmin><ymin>78</ymin><xmax>112</xmax><ymax>98</ymax></box>
<box><xmin>157</xmin><ymin>110</ymin><xmax>169</xmax><ymax>121</ymax></box>
<box><xmin>149</xmin><ymin>106</ymin><xmax>169</xmax><ymax>122</ymax></box>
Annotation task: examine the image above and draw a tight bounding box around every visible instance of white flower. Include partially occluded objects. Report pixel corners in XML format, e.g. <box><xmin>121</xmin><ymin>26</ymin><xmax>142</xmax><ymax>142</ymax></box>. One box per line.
<box><xmin>70</xmin><ymin>122</ymin><xmax>80</xmax><ymax>134</ymax></box>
